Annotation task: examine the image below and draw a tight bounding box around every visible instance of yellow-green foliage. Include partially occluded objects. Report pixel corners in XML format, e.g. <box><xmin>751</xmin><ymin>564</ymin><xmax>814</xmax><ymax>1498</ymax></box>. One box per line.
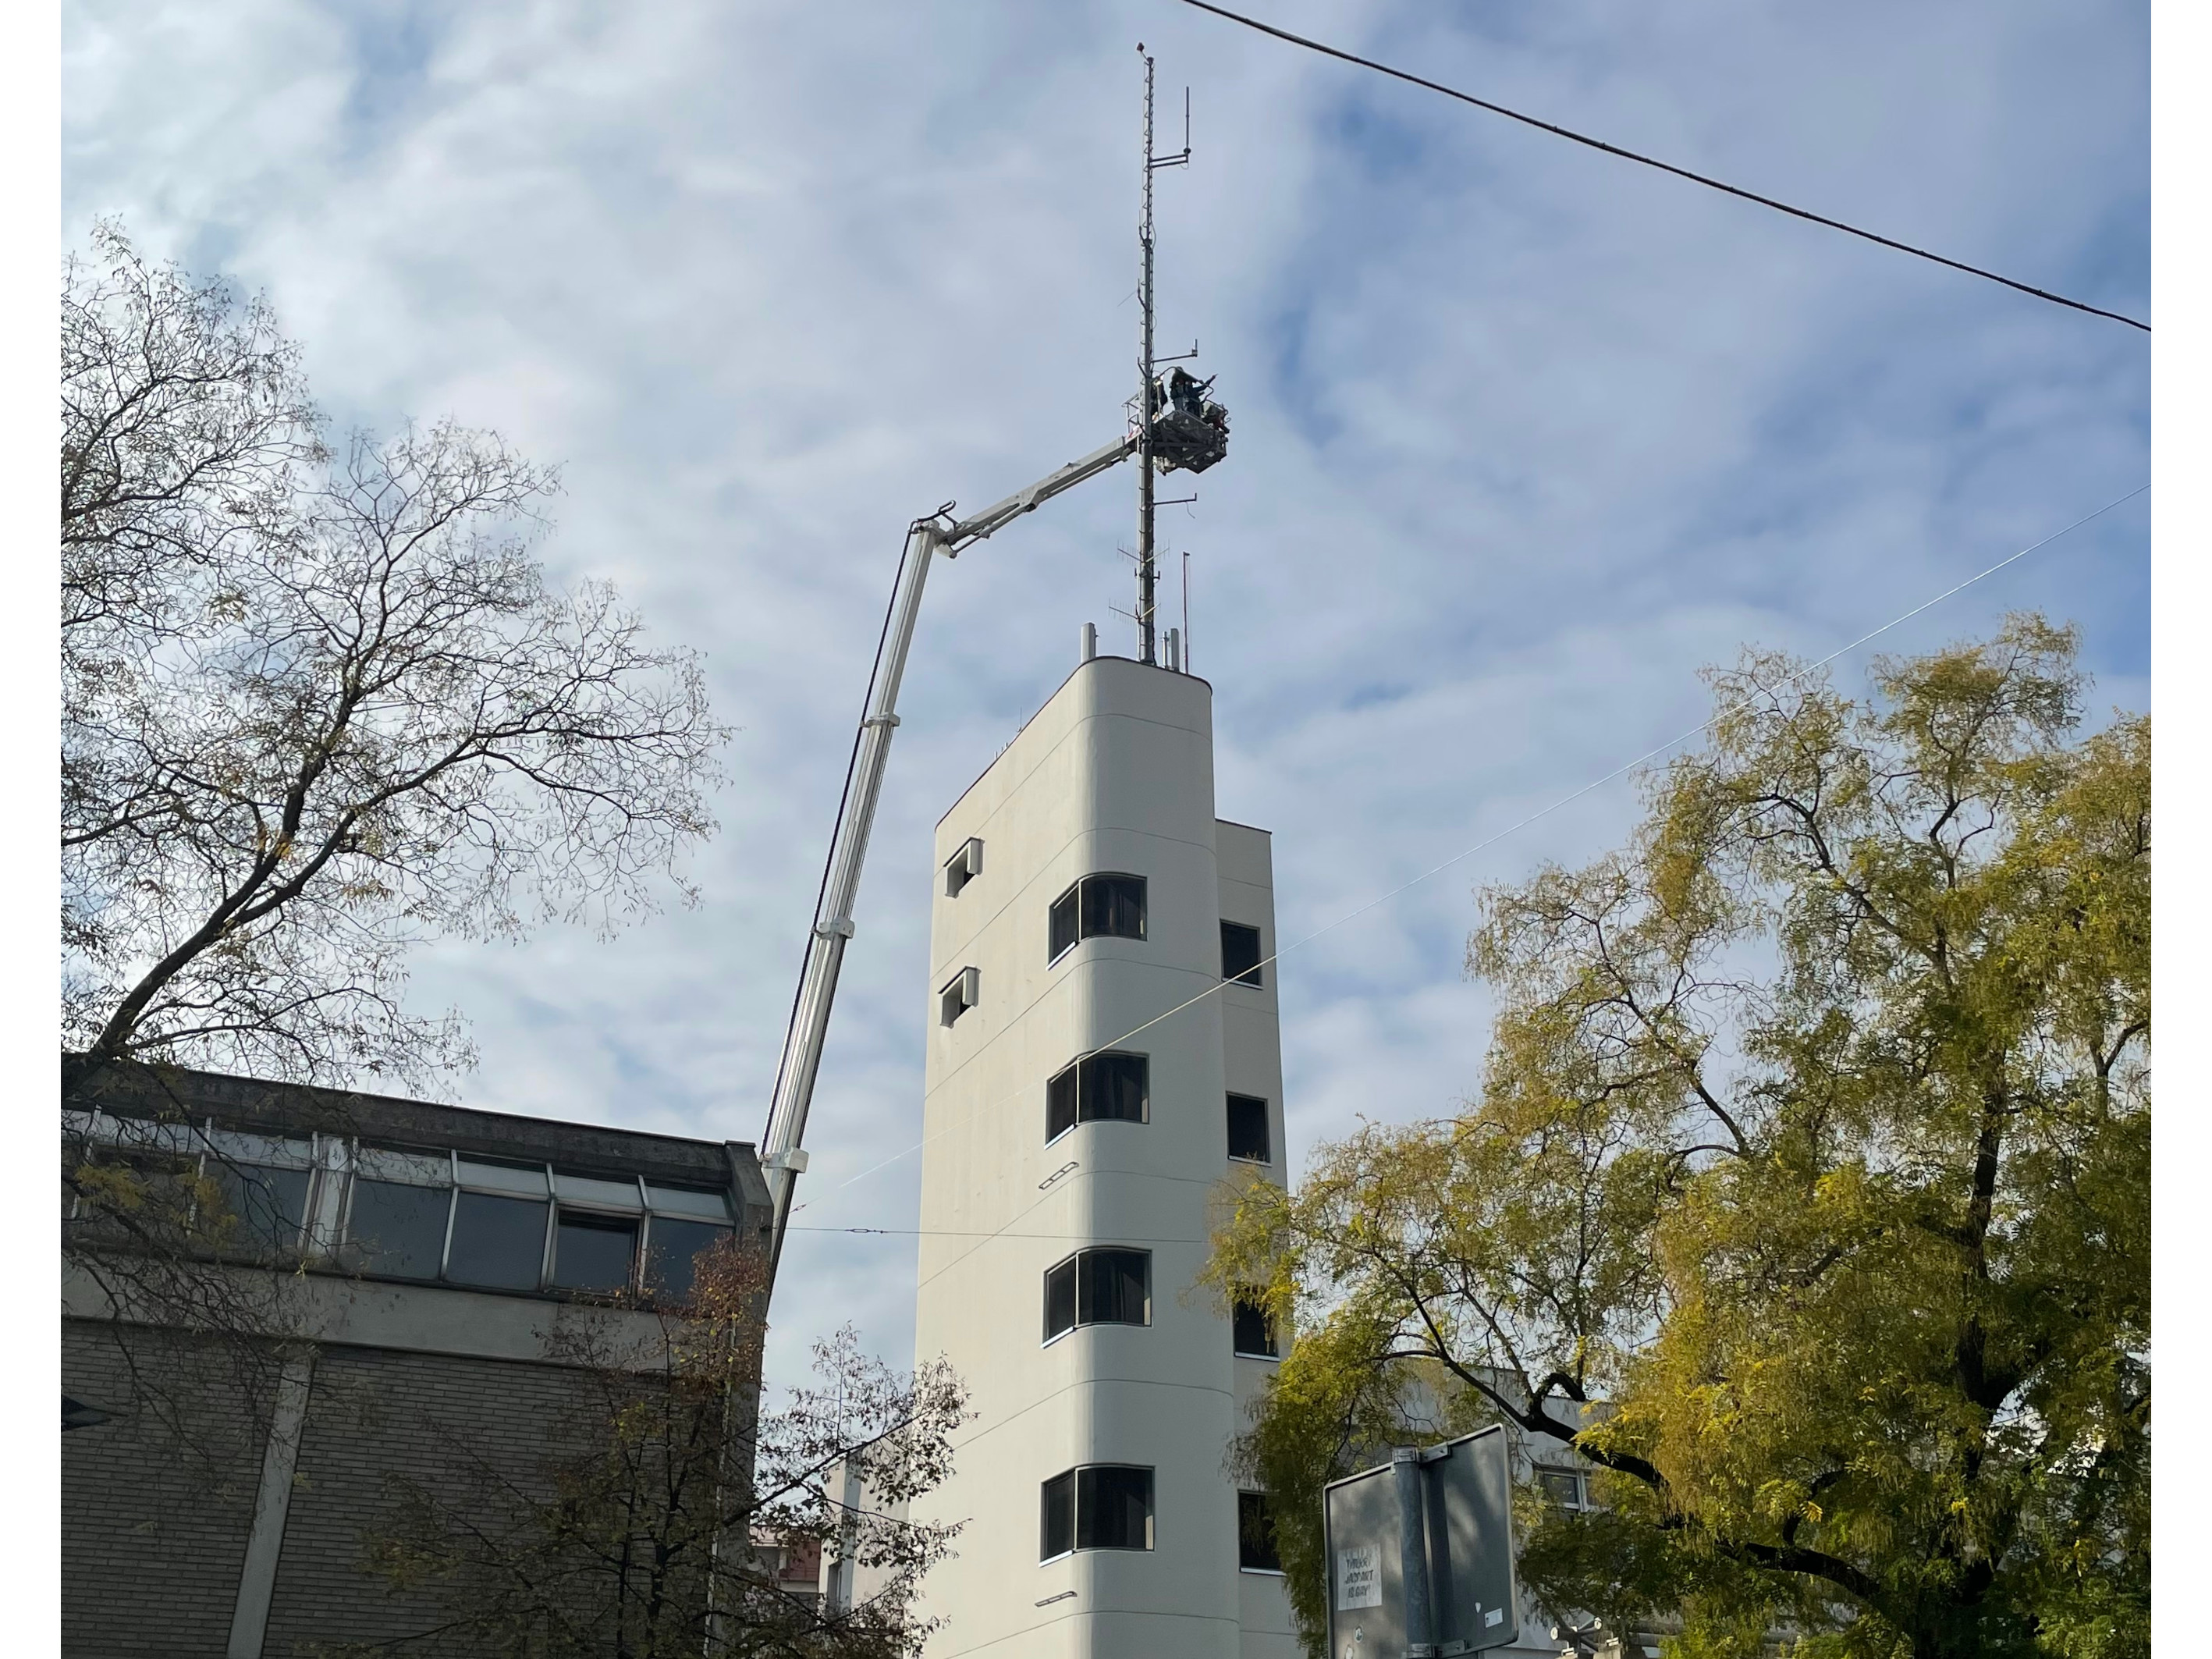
<box><xmin>1207</xmin><ymin>618</ymin><xmax>2146</xmax><ymax>1659</ymax></box>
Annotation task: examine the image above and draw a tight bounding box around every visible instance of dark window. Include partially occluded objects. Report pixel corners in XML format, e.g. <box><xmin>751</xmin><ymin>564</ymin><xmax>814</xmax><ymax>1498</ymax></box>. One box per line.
<box><xmin>346</xmin><ymin>1178</ymin><xmax>450</xmax><ymax>1279</ymax></box>
<box><xmin>1083</xmin><ymin>876</ymin><xmax>1146</xmax><ymax>941</ymax></box>
<box><xmin>1221</xmin><ymin>922</ymin><xmax>1264</xmax><ymax>986</ymax></box>
<box><xmin>1044</xmin><ymin>1256</ymin><xmax>1078</xmax><ymax>1340</ymax></box>
<box><xmin>645</xmin><ymin>1217</ymin><xmax>734</xmax><ymax>1306</ymax></box>
<box><xmin>945</xmin><ymin>837</ymin><xmax>982</xmax><ymax>897</ymax></box>
<box><xmin>211</xmin><ymin>1162</ymin><xmax>313</xmax><ymax>1254</ymax></box>
<box><xmin>1041</xmin><ymin>1470</ymin><xmax>1076</xmax><ymax>1560</ymax></box>
<box><xmin>1046</xmin><ymin>1051</ymin><xmax>1150</xmax><ymax>1142</ymax></box>
<box><xmin>1227</xmin><ymin>1093</ymin><xmax>1270</xmax><ymax>1163</ymax></box>
<box><xmin>1238</xmin><ymin>1491</ymin><xmax>1283</xmax><ymax>1572</ymax></box>
<box><xmin>445</xmin><ymin>1191</ymin><xmax>549</xmax><ymax>1290</ymax></box>
<box><xmin>1078</xmin><ymin>1465</ymin><xmax>1154</xmax><ymax>1551</ymax></box>
<box><xmin>67</xmin><ymin>1149</ymin><xmax>199</xmax><ymax>1245</ymax></box>
<box><xmin>1042</xmin><ymin>1465</ymin><xmax>1155</xmax><ymax>1556</ymax></box>
<box><xmin>1536</xmin><ymin>1468</ymin><xmax>1586</xmax><ymax>1510</ymax></box>
<box><xmin>1089</xmin><ymin>1053</ymin><xmax>1146</xmax><ymax>1122</ymax></box>
<box><xmin>1048</xmin><ymin>874</ymin><xmax>1147</xmax><ymax>961</ymax></box>
<box><xmin>1045</xmin><ymin>1248</ymin><xmax>1151</xmax><ymax>1340</ymax></box>
<box><xmin>940</xmin><ymin>967</ymin><xmax>978</xmax><ymax>1028</ymax></box>
<box><xmin>1047</xmin><ymin>1065</ymin><xmax>1081</xmax><ymax>1142</ymax></box>
<box><xmin>553</xmin><ymin>1212</ymin><xmax>638</xmax><ymax>1292</ymax></box>
<box><xmin>1082</xmin><ymin>1249</ymin><xmax>1149</xmax><ymax>1325</ymax></box>
<box><xmin>1233</xmin><ymin>1293</ymin><xmax>1278</xmax><ymax>1358</ymax></box>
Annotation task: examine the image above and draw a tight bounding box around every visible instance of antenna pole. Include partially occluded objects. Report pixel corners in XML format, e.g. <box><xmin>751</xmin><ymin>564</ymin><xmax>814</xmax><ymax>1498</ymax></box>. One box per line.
<box><xmin>1136</xmin><ymin>48</ymin><xmax>1159</xmax><ymax>665</ymax></box>
<box><xmin>1182</xmin><ymin>547</ymin><xmax>1191</xmax><ymax>672</ymax></box>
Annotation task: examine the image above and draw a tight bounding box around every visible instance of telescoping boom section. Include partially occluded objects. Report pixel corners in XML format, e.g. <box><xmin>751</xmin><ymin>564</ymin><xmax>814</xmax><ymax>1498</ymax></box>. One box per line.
<box><xmin>756</xmin><ymin>393</ymin><xmax>1230</xmax><ymax>1281</ymax></box>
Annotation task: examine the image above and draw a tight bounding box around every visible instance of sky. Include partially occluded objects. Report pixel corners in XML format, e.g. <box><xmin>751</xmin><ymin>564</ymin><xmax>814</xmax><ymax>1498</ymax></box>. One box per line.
<box><xmin>60</xmin><ymin>0</ymin><xmax>2150</xmax><ymax>1397</ymax></box>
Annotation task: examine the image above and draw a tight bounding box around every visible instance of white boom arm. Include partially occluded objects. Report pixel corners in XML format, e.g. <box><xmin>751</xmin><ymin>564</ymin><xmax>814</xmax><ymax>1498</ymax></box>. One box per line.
<box><xmin>759</xmin><ymin>430</ymin><xmax>1138</xmax><ymax>1277</ymax></box>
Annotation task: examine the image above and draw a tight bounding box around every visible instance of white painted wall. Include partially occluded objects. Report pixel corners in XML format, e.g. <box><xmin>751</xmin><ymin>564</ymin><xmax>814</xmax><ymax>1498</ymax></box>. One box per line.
<box><xmin>911</xmin><ymin>655</ymin><xmax>1295</xmax><ymax>1659</ymax></box>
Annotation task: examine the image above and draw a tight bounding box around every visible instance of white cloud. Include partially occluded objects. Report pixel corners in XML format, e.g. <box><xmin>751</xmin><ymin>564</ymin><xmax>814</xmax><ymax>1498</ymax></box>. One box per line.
<box><xmin>65</xmin><ymin>0</ymin><xmax>2148</xmax><ymax>1391</ymax></box>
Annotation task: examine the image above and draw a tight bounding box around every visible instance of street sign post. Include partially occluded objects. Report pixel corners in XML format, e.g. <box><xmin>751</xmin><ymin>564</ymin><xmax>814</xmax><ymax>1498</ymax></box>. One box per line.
<box><xmin>1323</xmin><ymin>1426</ymin><xmax>1520</xmax><ymax>1659</ymax></box>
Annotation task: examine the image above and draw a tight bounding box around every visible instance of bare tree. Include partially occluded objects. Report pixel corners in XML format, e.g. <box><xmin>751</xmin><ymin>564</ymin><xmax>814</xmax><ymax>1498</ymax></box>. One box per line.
<box><xmin>62</xmin><ymin>226</ymin><xmax>726</xmax><ymax>1091</ymax></box>
<box><xmin>62</xmin><ymin>219</ymin><xmax>322</xmax><ymax>670</ymax></box>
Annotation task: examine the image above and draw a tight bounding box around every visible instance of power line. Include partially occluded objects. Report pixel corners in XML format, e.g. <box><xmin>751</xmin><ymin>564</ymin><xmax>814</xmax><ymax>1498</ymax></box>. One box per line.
<box><xmin>816</xmin><ymin>480</ymin><xmax>2146</xmax><ymax>1214</ymax></box>
<box><xmin>1173</xmin><ymin>0</ymin><xmax>2150</xmax><ymax>334</ymax></box>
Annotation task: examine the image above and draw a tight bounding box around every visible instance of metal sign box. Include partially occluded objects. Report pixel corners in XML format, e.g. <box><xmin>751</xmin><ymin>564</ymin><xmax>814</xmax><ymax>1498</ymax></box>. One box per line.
<box><xmin>1323</xmin><ymin>1426</ymin><xmax>1520</xmax><ymax>1659</ymax></box>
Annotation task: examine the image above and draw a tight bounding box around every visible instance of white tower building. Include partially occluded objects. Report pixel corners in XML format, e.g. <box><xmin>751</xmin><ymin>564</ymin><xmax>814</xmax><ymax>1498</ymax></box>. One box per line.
<box><xmin>909</xmin><ymin>649</ymin><xmax>1298</xmax><ymax>1659</ymax></box>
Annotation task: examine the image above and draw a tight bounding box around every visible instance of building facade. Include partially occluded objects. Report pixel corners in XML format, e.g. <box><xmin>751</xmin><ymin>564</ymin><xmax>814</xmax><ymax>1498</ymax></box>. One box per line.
<box><xmin>61</xmin><ymin>1058</ymin><xmax>773</xmax><ymax>1658</ymax></box>
<box><xmin>907</xmin><ymin>652</ymin><xmax>1298</xmax><ymax>1659</ymax></box>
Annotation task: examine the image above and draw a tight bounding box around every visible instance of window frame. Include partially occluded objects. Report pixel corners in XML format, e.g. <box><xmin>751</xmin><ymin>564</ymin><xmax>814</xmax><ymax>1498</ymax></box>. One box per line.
<box><xmin>1047</xmin><ymin>872</ymin><xmax>1149</xmax><ymax>964</ymax></box>
<box><xmin>341</xmin><ymin>1173</ymin><xmax>456</xmax><ymax>1281</ymax></box>
<box><xmin>1220</xmin><ymin>920</ymin><xmax>1265</xmax><ymax>987</ymax></box>
<box><xmin>551</xmin><ymin>1208</ymin><xmax>642</xmax><ymax>1293</ymax></box>
<box><xmin>1237</xmin><ymin>1490</ymin><xmax>1285</xmax><ymax>1575</ymax></box>
<box><xmin>944</xmin><ymin>837</ymin><xmax>983</xmax><ymax>897</ymax></box>
<box><xmin>1045</xmin><ymin>1050</ymin><xmax>1151</xmax><ymax>1144</ymax></box>
<box><xmin>1226</xmin><ymin>1092</ymin><xmax>1271</xmax><ymax>1163</ymax></box>
<box><xmin>641</xmin><ymin>1211</ymin><xmax>737</xmax><ymax>1306</ymax></box>
<box><xmin>1535</xmin><ymin>1465</ymin><xmax>1592</xmax><ymax>1512</ymax></box>
<box><xmin>1231</xmin><ymin>1291</ymin><xmax>1280</xmax><ymax>1359</ymax></box>
<box><xmin>1042</xmin><ymin>1247</ymin><xmax>1152</xmax><ymax>1344</ymax></box>
<box><xmin>1039</xmin><ymin>1463</ymin><xmax>1156</xmax><ymax>1561</ymax></box>
<box><xmin>69</xmin><ymin>1110</ymin><xmax>740</xmax><ymax>1304</ymax></box>
<box><xmin>939</xmin><ymin>964</ymin><xmax>979</xmax><ymax>1028</ymax></box>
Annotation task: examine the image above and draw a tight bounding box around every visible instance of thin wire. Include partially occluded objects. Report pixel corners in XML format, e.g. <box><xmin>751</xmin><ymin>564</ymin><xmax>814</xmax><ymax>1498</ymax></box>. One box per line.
<box><xmin>1173</xmin><ymin>0</ymin><xmax>2150</xmax><ymax>334</ymax></box>
<box><xmin>819</xmin><ymin>480</ymin><xmax>2145</xmax><ymax>1210</ymax></box>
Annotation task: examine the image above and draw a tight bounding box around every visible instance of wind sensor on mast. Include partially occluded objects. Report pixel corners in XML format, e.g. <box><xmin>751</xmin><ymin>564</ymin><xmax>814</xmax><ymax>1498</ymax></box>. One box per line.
<box><xmin>754</xmin><ymin>53</ymin><xmax>1230</xmax><ymax>1285</ymax></box>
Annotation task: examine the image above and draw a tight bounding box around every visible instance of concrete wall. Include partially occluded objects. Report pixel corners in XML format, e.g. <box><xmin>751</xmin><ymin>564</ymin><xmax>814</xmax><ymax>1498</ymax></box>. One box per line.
<box><xmin>911</xmin><ymin>655</ymin><xmax>1294</xmax><ymax>1659</ymax></box>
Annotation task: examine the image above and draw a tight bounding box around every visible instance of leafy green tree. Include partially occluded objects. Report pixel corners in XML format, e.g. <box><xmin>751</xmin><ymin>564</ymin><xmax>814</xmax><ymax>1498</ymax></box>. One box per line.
<box><xmin>1207</xmin><ymin>617</ymin><xmax>2147</xmax><ymax>1659</ymax></box>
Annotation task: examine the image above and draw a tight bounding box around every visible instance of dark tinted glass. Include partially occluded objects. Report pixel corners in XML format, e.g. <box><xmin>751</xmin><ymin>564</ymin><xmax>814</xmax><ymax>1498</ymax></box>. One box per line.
<box><xmin>1078</xmin><ymin>1465</ymin><xmax>1153</xmax><ymax>1550</ymax></box>
<box><xmin>644</xmin><ymin>1217</ymin><xmax>733</xmax><ymax>1306</ymax></box>
<box><xmin>1221</xmin><ymin>922</ymin><xmax>1263</xmax><ymax>986</ymax></box>
<box><xmin>1227</xmin><ymin>1093</ymin><xmax>1270</xmax><ymax>1162</ymax></box>
<box><xmin>1044</xmin><ymin>1256</ymin><xmax>1078</xmax><ymax>1340</ymax></box>
<box><xmin>67</xmin><ymin>1151</ymin><xmax>198</xmax><ymax>1244</ymax></box>
<box><xmin>1078</xmin><ymin>1249</ymin><xmax>1149</xmax><ymax>1326</ymax></box>
<box><xmin>211</xmin><ymin>1163</ymin><xmax>312</xmax><ymax>1253</ymax></box>
<box><xmin>1233</xmin><ymin>1295</ymin><xmax>1277</xmax><ymax>1357</ymax></box>
<box><xmin>347</xmin><ymin>1178</ymin><xmax>449</xmax><ymax>1279</ymax></box>
<box><xmin>1046</xmin><ymin>1064</ymin><xmax>1080</xmax><ymax>1142</ymax></box>
<box><xmin>554</xmin><ymin>1213</ymin><xmax>638</xmax><ymax>1292</ymax></box>
<box><xmin>1049</xmin><ymin>889</ymin><xmax>1079</xmax><ymax>960</ymax></box>
<box><xmin>1538</xmin><ymin>1469</ymin><xmax>1582</xmax><ymax>1508</ymax></box>
<box><xmin>1083</xmin><ymin>875</ymin><xmax>1146</xmax><ymax>940</ymax></box>
<box><xmin>1238</xmin><ymin>1491</ymin><xmax>1282</xmax><ymax>1572</ymax></box>
<box><xmin>1083</xmin><ymin>1052</ymin><xmax>1148</xmax><ymax>1124</ymax></box>
<box><xmin>446</xmin><ymin>1192</ymin><xmax>549</xmax><ymax>1290</ymax></box>
<box><xmin>1041</xmin><ymin>1470</ymin><xmax>1076</xmax><ymax>1559</ymax></box>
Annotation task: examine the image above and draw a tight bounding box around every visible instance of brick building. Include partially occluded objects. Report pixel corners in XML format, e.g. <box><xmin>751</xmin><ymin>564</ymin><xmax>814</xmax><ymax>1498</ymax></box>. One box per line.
<box><xmin>61</xmin><ymin>1057</ymin><xmax>774</xmax><ymax>1658</ymax></box>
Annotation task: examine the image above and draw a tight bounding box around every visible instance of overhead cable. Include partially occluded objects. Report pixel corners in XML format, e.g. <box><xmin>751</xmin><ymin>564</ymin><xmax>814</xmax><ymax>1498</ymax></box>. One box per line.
<box><xmin>821</xmin><ymin>479</ymin><xmax>2149</xmax><ymax>1218</ymax></box>
<box><xmin>1173</xmin><ymin>0</ymin><xmax>2150</xmax><ymax>333</ymax></box>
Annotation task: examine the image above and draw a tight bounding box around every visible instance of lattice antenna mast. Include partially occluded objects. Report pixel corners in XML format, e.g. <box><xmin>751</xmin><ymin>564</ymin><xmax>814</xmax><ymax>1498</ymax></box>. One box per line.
<box><xmin>1135</xmin><ymin>45</ymin><xmax>1189</xmax><ymax>665</ymax></box>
